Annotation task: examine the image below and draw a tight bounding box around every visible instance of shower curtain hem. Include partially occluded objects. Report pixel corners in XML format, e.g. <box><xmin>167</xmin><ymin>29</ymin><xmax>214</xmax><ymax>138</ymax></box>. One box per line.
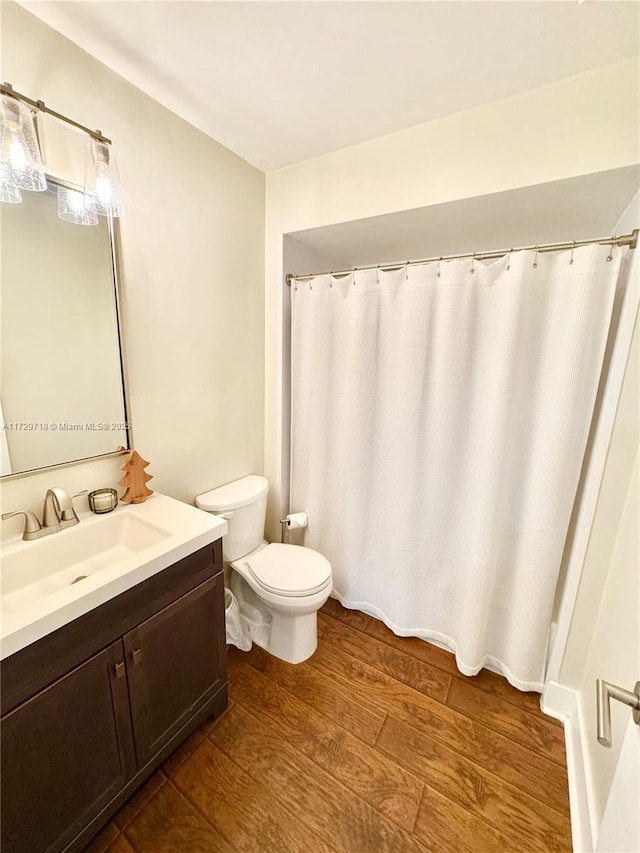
<box><xmin>330</xmin><ymin>592</ymin><xmax>544</xmax><ymax>694</ymax></box>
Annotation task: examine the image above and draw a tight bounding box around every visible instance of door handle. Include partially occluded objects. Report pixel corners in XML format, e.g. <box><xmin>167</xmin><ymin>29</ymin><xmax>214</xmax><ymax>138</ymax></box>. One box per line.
<box><xmin>596</xmin><ymin>678</ymin><xmax>640</xmax><ymax>747</ymax></box>
<box><xmin>113</xmin><ymin>661</ymin><xmax>125</xmax><ymax>679</ymax></box>
<box><xmin>131</xmin><ymin>648</ymin><xmax>143</xmax><ymax>666</ymax></box>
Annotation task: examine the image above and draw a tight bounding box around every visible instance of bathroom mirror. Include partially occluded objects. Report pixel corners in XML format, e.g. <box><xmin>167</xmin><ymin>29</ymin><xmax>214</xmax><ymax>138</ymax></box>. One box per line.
<box><xmin>1</xmin><ymin>178</ymin><xmax>130</xmax><ymax>476</ymax></box>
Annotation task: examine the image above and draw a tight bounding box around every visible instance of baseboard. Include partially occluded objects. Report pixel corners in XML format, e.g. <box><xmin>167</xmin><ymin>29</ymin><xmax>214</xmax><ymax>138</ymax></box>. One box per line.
<box><xmin>542</xmin><ymin>681</ymin><xmax>594</xmax><ymax>852</ymax></box>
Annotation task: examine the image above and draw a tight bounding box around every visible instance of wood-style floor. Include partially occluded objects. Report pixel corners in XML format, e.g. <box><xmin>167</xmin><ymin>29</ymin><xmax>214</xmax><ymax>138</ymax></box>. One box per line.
<box><xmin>87</xmin><ymin>599</ymin><xmax>572</xmax><ymax>853</ymax></box>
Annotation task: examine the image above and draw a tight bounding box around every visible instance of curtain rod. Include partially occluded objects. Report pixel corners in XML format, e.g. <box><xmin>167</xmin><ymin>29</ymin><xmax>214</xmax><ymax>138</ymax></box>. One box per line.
<box><xmin>285</xmin><ymin>229</ymin><xmax>639</xmax><ymax>286</ymax></box>
<box><xmin>1</xmin><ymin>81</ymin><xmax>111</xmax><ymax>145</ymax></box>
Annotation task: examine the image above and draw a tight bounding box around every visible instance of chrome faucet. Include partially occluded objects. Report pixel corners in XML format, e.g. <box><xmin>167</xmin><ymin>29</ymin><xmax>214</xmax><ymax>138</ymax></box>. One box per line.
<box><xmin>42</xmin><ymin>488</ymin><xmax>83</xmax><ymax>530</ymax></box>
<box><xmin>2</xmin><ymin>488</ymin><xmax>88</xmax><ymax>541</ymax></box>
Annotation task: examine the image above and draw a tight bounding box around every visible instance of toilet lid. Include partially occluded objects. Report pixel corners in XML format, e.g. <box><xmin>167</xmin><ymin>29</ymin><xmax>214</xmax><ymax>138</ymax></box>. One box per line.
<box><xmin>247</xmin><ymin>543</ymin><xmax>331</xmax><ymax>597</ymax></box>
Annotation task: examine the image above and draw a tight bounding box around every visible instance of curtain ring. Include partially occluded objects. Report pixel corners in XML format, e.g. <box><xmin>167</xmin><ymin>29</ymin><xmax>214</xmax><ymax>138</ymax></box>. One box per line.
<box><xmin>405</xmin><ymin>263</ymin><xmax>409</xmax><ymax>281</ymax></box>
<box><xmin>470</xmin><ymin>252</ymin><xmax>476</xmax><ymax>275</ymax></box>
<box><xmin>329</xmin><ymin>271</ymin><xmax>333</xmax><ymax>288</ymax></box>
<box><xmin>376</xmin><ymin>264</ymin><xmax>380</xmax><ymax>284</ymax></box>
<box><xmin>569</xmin><ymin>241</ymin><xmax>576</xmax><ymax>265</ymax></box>
<box><xmin>437</xmin><ymin>257</ymin><xmax>442</xmax><ymax>278</ymax></box>
<box><xmin>353</xmin><ymin>267</ymin><xmax>357</xmax><ymax>286</ymax></box>
<box><xmin>606</xmin><ymin>238</ymin><xmax>617</xmax><ymax>262</ymax></box>
<box><xmin>533</xmin><ymin>246</ymin><xmax>539</xmax><ymax>269</ymax></box>
<box><xmin>506</xmin><ymin>250</ymin><xmax>512</xmax><ymax>272</ymax></box>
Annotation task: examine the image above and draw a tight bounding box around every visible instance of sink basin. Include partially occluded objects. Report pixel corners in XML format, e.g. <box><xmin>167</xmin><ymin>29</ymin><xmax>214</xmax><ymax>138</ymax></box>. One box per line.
<box><xmin>0</xmin><ymin>493</ymin><xmax>227</xmax><ymax>659</ymax></box>
<box><xmin>2</xmin><ymin>512</ymin><xmax>170</xmax><ymax>615</ymax></box>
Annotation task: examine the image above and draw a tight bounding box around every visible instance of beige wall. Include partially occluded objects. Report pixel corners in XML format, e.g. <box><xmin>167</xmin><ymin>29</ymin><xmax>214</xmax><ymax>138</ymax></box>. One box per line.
<box><xmin>0</xmin><ymin>2</ymin><xmax>265</xmax><ymax>522</ymax></box>
<box><xmin>264</xmin><ymin>57</ymin><xmax>639</xmax><ymax>536</ymax></box>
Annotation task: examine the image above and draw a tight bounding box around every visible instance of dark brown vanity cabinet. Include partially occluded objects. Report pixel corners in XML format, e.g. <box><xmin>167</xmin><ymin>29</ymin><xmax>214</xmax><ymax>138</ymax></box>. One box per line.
<box><xmin>124</xmin><ymin>578</ymin><xmax>223</xmax><ymax>766</ymax></box>
<box><xmin>1</xmin><ymin>643</ymin><xmax>135</xmax><ymax>853</ymax></box>
<box><xmin>1</xmin><ymin>541</ymin><xmax>227</xmax><ymax>853</ymax></box>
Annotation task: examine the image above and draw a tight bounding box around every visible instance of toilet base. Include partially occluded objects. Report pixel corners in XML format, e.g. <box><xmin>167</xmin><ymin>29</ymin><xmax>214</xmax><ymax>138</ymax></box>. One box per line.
<box><xmin>256</xmin><ymin>610</ymin><xmax>318</xmax><ymax>664</ymax></box>
<box><xmin>229</xmin><ymin>570</ymin><xmax>327</xmax><ymax>664</ymax></box>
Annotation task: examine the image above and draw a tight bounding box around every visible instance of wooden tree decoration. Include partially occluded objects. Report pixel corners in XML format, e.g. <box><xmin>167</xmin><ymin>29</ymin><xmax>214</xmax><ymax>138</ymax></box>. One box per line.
<box><xmin>120</xmin><ymin>450</ymin><xmax>154</xmax><ymax>504</ymax></box>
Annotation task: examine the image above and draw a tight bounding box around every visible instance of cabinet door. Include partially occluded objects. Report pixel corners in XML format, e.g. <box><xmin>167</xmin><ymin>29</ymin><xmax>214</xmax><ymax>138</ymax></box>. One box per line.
<box><xmin>124</xmin><ymin>574</ymin><xmax>224</xmax><ymax>767</ymax></box>
<box><xmin>0</xmin><ymin>642</ymin><xmax>135</xmax><ymax>853</ymax></box>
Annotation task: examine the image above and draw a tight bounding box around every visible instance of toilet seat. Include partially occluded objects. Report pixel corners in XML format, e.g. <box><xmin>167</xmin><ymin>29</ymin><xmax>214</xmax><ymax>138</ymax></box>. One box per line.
<box><xmin>245</xmin><ymin>543</ymin><xmax>331</xmax><ymax>598</ymax></box>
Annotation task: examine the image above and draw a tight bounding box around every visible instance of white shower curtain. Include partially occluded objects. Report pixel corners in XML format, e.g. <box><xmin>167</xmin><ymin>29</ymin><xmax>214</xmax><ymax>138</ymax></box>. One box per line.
<box><xmin>290</xmin><ymin>243</ymin><xmax>624</xmax><ymax>690</ymax></box>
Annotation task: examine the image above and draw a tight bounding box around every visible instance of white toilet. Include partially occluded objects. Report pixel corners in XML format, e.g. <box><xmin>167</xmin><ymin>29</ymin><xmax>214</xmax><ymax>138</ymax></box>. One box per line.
<box><xmin>196</xmin><ymin>475</ymin><xmax>332</xmax><ymax>664</ymax></box>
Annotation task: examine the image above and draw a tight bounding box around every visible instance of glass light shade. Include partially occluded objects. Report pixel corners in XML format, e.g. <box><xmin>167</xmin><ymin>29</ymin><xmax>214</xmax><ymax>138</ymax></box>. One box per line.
<box><xmin>57</xmin><ymin>186</ymin><xmax>98</xmax><ymax>226</ymax></box>
<box><xmin>0</xmin><ymin>95</ymin><xmax>47</xmax><ymax>192</ymax></box>
<box><xmin>84</xmin><ymin>140</ymin><xmax>125</xmax><ymax>217</ymax></box>
<box><xmin>0</xmin><ymin>181</ymin><xmax>22</xmax><ymax>203</ymax></box>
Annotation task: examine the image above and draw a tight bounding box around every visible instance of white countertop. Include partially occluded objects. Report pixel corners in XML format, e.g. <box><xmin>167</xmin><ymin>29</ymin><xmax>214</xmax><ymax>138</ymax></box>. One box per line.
<box><xmin>0</xmin><ymin>493</ymin><xmax>227</xmax><ymax>660</ymax></box>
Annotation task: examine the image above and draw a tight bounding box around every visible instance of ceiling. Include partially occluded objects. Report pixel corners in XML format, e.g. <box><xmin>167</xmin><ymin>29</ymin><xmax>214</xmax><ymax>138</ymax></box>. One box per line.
<box><xmin>286</xmin><ymin>167</ymin><xmax>640</xmax><ymax>271</ymax></box>
<box><xmin>20</xmin><ymin>1</ymin><xmax>640</xmax><ymax>172</ymax></box>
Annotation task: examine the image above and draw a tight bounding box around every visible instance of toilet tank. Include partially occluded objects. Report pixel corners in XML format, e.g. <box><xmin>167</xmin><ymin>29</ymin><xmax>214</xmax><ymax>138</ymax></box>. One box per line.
<box><xmin>196</xmin><ymin>475</ymin><xmax>268</xmax><ymax>562</ymax></box>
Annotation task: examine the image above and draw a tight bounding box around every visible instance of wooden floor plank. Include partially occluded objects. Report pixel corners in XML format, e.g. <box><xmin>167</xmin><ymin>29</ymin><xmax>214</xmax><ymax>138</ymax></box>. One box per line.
<box><xmin>172</xmin><ymin>738</ymin><xmax>336</xmax><ymax>853</ymax></box>
<box><xmin>232</xmin><ymin>644</ymin><xmax>385</xmax><ymax>745</ymax></box>
<box><xmin>322</xmin><ymin>596</ymin><xmax>372</xmax><ymax>631</ymax></box>
<box><xmin>228</xmin><ymin>652</ymin><xmax>424</xmax><ymax>832</ymax></box>
<box><xmin>377</xmin><ymin>714</ymin><xmax>571</xmax><ymax>852</ymax></box>
<box><xmin>104</xmin><ymin>837</ymin><xmax>135</xmax><ymax>853</ymax></box>
<box><xmin>364</xmin><ymin>615</ymin><xmax>460</xmax><ymax>676</ymax></box>
<box><xmin>123</xmin><ymin>780</ymin><xmax>236</xmax><ymax>852</ymax></box>
<box><xmin>414</xmin><ymin>784</ymin><xmax>516</xmax><ymax>853</ymax></box>
<box><xmin>365</xmin><ymin>616</ymin><xmax>544</xmax><ymax>714</ymax></box>
<box><xmin>309</xmin><ymin>640</ymin><xmax>570</xmax><ymax>815</ymax></box>
<box><xmin>318</xmin><ymin>612</ymin><xmax>451</xmax><ymax>701</ymax></box>
<box><xmin>113</xmin><ymin>771</ymin><xmax>167</xmax><ymax>831</ymax></box>
<box><xmin>161</xmin><ymin>730</ymin><xmax>206</xmax><ymax>776</ymax></box>
<box><xmin>447</xmin><ymin>678</ymin><xmax>567</xmax><ymax>764</ymax></box>
<box><xmin>209</xmin><ymin>702</ymin><xmax>424</xmax><ymax>852</ymax></box>
<box><xmin>450</xmin><ymin>667</ymin><xmax>546</xmax><ymax>714</ymax></box>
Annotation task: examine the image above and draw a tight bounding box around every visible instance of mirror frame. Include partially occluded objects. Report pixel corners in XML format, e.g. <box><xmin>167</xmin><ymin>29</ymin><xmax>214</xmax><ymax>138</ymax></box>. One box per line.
<box><xmin>1</xmin><ymin>175</ymin><xmax>133</xmax><ymax>479</ymax></box>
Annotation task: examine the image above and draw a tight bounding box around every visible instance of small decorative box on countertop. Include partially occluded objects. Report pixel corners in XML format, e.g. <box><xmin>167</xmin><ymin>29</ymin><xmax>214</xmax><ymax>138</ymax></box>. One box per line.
<box><xmin>88</xmin><ymin>488</ymin><xmax>118</xmax><ymax>514</ymax></box>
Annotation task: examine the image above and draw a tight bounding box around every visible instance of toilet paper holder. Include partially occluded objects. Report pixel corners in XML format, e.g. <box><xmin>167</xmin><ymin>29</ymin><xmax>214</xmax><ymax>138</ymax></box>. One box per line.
<box><xmin>280</xmin><ymin>512</ymin><xmax>308</xmax><ymax>542</ymax></box>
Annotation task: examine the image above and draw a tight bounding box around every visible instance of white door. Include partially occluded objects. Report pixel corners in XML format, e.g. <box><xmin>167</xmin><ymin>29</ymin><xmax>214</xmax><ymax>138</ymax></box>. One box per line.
<box><xmin>596</xmin><ymin>717</ymin><xmax>640</xmax><ymax>852</ymax></box>
<box><xmin>582</xmin><ymin>452</ymin><xmax>639</xmax><ymax>852</ymax></box>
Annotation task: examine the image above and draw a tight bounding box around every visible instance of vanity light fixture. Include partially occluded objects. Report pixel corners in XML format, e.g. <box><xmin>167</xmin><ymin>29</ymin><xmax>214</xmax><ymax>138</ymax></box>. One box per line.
<box><xmin>57</xmin><ymin>186</ymin><xmax>98</xmax><ymax>226</ymax></box>
<box><xmin>84</xmin><ymin>139</ymin><xmax>125</xmax><ymax>218</ymax></box>
<box><xmin>0</xmin><ymin>82</ymin><xmax>125</xmax><ymax>219</ymax></box>
<box><xmin>0</xmin><ymin>93</ymin><xmax>46</xmax><ymax>192</ymax></box>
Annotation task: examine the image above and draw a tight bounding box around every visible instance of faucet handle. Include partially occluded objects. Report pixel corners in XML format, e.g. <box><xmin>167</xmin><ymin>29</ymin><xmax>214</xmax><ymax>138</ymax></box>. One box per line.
<box><xmin>2</xmin><ymin>510</ymin><xmax>43</xmax><ymax>540</ymax></box>
<box><xmin>64</xmin><ymin>490</ymin><xmax>89</xmax><ymax>521</ymax></box>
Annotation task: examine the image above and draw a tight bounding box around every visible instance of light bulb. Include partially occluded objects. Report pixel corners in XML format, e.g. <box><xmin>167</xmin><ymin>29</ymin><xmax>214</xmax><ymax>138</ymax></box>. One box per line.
<box><xmin>58</xmin><ymin>186</ymin><xmax>98</xmax><ymax>226</ymax></box>
<box><xmin>95</xmin><ymin>167</ymin><xmax>113</xmax><ymax>204</ymax></box>
<box><xmin>9</xmin><ymin>132</ymin><xmax>27</xmax><ymax>170</ymax></box>
<box><xmin>84</xmin><ymin>139</ymin><xmax>124</xmax><ymax>217</ymax></box>
<box><xmin>0</xmin><ymin>95</ymin><xmax>46</xmax><ymax>192</ymax></box>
